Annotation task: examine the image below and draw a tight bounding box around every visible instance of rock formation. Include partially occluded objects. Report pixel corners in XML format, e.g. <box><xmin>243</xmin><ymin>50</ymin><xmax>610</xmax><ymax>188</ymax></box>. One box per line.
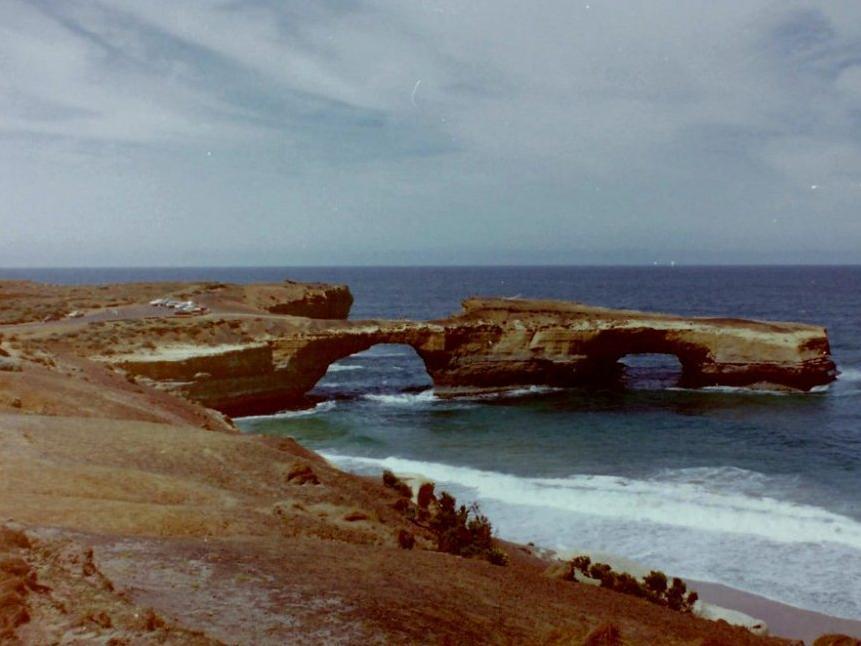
<box><xmin>81</xmin><ymin>292</ymin><xmax>837</xmax><ymax>415</ymax></box>
<box><xmin>419</xmin><ymin>298</ymin><xmax>837</xmax><ymax>394</ymax></box>
<box><xmin>2</xmin><ymin>278</ymin><xmax>836</xmax><ymax>416</ymax></box>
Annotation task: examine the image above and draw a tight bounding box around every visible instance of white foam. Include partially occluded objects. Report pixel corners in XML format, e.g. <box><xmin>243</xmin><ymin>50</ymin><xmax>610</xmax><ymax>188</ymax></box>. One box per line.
<box><xmin>837</xmin><ymin>367</ymin><xmax>861</xmax><ymax>383</ymax></box>
<box><xmin>463</xmin><ymin>385</ymin><xmax>564</xmax><ymax>400</ymax></box>
<box><xmin>326</xmin><ymin>363</ymin><xmax>364</xmax><ymax>373</ymax></box>
<box><xmin>322</xmin><ymin>454</ymin><xmax>861</xmax><ymax>550</ymax></box>
<box><xmin>362</xmin><ymin>390</ymin><xmax>437</xmax><ymax>406</ymax></box>
<box><xmin>822</xmin><ymin>366</ymin><xmax>861</xmax><ymax>397</ymax></box>
<box><xmin>322</xmin><ymin>454</ymin><xmax>861</xmax><ymax>616</ymax></box>
<box><xmin>236</xmin><ymin>400</ymin><xmax>337</xmax><ymax>421</ymax></box>
<box><xmin>668</xmin><ymin>385</ymin><xmax>793</xmax><ymax>396</ymax></box>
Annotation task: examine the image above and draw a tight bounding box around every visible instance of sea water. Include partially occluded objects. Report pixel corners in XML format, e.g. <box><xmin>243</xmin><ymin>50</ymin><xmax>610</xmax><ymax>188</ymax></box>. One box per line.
<box><xmin>10</xmin><ymin>265</ymin><xmax>860</xmax><ymax>619</ymax></box>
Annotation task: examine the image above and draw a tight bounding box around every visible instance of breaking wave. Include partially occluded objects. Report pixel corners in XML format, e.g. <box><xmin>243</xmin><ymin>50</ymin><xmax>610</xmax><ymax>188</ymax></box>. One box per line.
<box><xmin>361</xmin><ymin>390</ymin><xmax>438</xmax><ymax>406</ymax></box>
<box><xmin>837</xmin><ymin>367</ymin><xmax>861</xmax><ymax>383</ymax></box>
<box><xmin>236</xmin><ymin>400</ymin><xmax>337</xmax><ymax>421</ymax></box>
<box><xmin>322</xmin><ymin>454</ymin><xmax>861</xmax><ymax>618</ymax></box>
<box><xmin>668</xmin><ymin>385</ymin><xmax>795</xmax><ymax>396</ymax></box>
<box><xmin>323</xmin><ymin>455</ymin><xmax>861</xmax><ymax>549</ymax></box>
<box><xmin>463</xmin><ymin>385</ymin><xmax>565</xmax><ymax>401</ymax></box>
<box><xmin>326</xmin><ymin>364</ymin><xmax>365</xmax><ymax>373</ymax></box>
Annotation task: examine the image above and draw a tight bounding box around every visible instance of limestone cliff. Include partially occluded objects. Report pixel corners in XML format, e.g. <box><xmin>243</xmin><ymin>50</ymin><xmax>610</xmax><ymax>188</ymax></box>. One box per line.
<box><xmin>67</xmin><ymin>293</ymin><xmax>837</xmax><ymax>415</ymax></box>
<box><xmin>420</xmin><ymin>298</ymin><xmax>837</xmax><ymax>393</ymax></box>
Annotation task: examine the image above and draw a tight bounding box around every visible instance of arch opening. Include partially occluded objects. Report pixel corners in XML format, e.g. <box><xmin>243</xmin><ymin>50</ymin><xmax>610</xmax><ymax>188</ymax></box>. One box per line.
<box><xmin>618</xmin><ymin>353</ymin><xmax>685</xmax><ymax>390</ymax></box>
<box><xmin>311</xmin><ymin>343</ymin><xmax>433</xmax><ymax>401</ymax></box>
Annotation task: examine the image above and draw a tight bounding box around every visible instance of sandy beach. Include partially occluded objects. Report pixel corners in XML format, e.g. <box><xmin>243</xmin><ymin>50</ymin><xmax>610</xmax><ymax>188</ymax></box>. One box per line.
<box><xmin>692</xmin><ymin>579</ymin><xmax>861</xmax><ymax>644</ymax></box>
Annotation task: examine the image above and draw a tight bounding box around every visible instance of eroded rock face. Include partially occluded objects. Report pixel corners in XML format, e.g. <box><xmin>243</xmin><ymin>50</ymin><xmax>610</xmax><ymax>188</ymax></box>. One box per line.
<box><xmin>4</xmin><ymin>280</ymin><xmax>835</xmax><ymax>416</ymax></box>
<box><xmin>215</xmin><ymin>281</ymin><xmax>353</xmax><ymax>319</ymax></box>
<box><xmin>419</xmin><ymin>298</ymin><xmax>837</xmax><ymax>393</ymax></box>
<box><xmin>107</xmin><ymin>297</ymin><xmax>836</xmax><ymax>415</ymax></box>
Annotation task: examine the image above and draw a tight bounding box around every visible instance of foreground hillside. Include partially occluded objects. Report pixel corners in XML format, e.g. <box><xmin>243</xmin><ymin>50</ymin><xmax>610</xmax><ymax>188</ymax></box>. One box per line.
<box><xmin>0</xmin><ymin>279</ymin><xmax>834</xmax><ymax>644</ymax></box>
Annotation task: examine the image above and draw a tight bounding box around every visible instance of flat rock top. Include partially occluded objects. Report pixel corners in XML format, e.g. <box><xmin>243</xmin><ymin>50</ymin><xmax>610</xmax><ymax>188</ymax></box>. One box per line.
<box><xmin>0</xmin><ymin>279</ymin><xmax>351</xmax><ymax>325</ymax></box>
<box><xmin>458</xmin><ymin>297</ymin><xmax>825</xmax><ymax>333</ymax></box>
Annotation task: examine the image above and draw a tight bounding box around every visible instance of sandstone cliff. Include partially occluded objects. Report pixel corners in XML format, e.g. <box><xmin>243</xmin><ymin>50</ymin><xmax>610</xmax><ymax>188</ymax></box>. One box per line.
<box><xmin>4</xmin><ymin>284</ymin><xmax>834</xmax><ymax>416</ymax></box>
<box><xmin>76</xmin><ymin>294</ymin><xmax>836</xmax><ymax>415</ymax></box>
<box><xmin>420</xmin><ymin>298</ymin><xmax>837</xmax><ymax>393</ymax></box>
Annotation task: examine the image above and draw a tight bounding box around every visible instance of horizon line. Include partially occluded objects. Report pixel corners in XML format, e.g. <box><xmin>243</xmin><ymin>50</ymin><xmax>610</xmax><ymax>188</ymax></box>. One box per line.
<box><xmin>2</xmin><ymin>263</ymin><xmax>861</xmax><ymax>270</ymax></box>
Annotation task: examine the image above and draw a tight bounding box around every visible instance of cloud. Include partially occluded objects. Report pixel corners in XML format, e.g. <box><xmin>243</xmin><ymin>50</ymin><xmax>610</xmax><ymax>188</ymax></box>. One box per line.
<box><xmin>1</xmin><ymin>0</ymin><xmax>860</xmax><ymax>265</ymax></box>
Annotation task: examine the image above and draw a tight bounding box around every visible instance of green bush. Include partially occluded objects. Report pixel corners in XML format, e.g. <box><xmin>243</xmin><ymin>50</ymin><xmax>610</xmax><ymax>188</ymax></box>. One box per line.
<box><xmin>385</xmin><ymin>480</ymin><xmax>508</xmax><ymax>566</ymax></box>
<box><xmin>567</xmin><ymin>557</ymin><xmax>697</xmax><ymax>613</ymax></box>
<box><xmin>644</xmin><ymin>570</ymin><xmax>668</xmax><ymax>595</ymax></box>
<box><xmin>381</xmin><ymin>469</ymin><xmax>412</xmax><ymax>498</ymax></box>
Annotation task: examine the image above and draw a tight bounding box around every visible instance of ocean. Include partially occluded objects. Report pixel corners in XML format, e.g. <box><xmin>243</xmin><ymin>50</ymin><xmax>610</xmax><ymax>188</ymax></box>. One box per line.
<box><xmin>7</xmin><ymin>265</ymin><xmax>860</xmax><ymax>619</ymax></box>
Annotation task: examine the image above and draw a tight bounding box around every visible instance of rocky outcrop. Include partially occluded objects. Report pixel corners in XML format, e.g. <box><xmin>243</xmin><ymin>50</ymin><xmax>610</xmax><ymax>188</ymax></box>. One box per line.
<box><xmin>121</xmin><ymin>324</ymin><xmax>444</xmax><ymax>416</ymax></box>
<box><xmin>3</xmin><ymin>279</ymin><xmax>835</xmax><ymax>414</ymax></box>
<box><xmin>108</xmin><ymin>297</ymin><xmax>836</xmax><ymax>415</ymax></box>
<box><xmin>221</xmin><ymin>281</ymin><xmax>353</xmax><ymax>319</ymax></box>
<box><xmin>419</xmin><ymin>298</ymin><xmax>837</xmax><ymax>393</ymax></box>
<box><xmin>0</xmin><ymin>279</ymin><xmax>353</xmax><ymax>324</ymax></box>
<box><xmin>260</xmin><ymin>281</ymin><xmax>353</xmax><ymax>319</ymax></box>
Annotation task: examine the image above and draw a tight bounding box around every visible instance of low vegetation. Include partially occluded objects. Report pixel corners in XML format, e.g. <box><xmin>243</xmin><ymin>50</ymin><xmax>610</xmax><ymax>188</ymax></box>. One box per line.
<box><xmin>565</xmin><ymin>555</ymin><xmax>698</xmax><ymax>613</ymax></box>
<box><xmin>382</xmin><ymin>470</ymin><xmax>509</xmax><ymax>566</ymax></box>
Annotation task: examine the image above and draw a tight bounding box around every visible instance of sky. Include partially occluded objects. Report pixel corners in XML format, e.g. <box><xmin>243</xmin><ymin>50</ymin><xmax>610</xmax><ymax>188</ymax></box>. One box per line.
<box><xmin>1</xmin><ymin>1</ymin><xmax>860</xmax><ymax>266</ymax></box>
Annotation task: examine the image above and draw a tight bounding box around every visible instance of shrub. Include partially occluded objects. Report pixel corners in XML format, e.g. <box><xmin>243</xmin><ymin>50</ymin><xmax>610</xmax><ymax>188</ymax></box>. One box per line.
<box><xmin>417</xmin><ymin>482</ymin><xmax>436</xmax><ymax>509</ymax></box>
<box><xmin>386</xmin><ymin>484</ymin><xmax>507</xmax><ymax>566</ymax></box>
<box><xmin>433</xmin><ymin>496</ymin><xmax>502</xmax><ymax>565</ymax></box>
<box><xmin>487</xmin><ymin>546</ymin><xmax>509</xmax><ymax>567</ymax></box>
<box><xmin>382</xmin><ymin>470</ymin><xmax>412</xmax><ymax>498</ymax></box>
<box><xmin>566</xmin><ymin>557</ymin><xmax>697</xmax><ymax>613</ymax></box>
<box><xmin>644</xmin><ymin>570</ymin><xmax>668</xmax><ymax>595</ymax></box>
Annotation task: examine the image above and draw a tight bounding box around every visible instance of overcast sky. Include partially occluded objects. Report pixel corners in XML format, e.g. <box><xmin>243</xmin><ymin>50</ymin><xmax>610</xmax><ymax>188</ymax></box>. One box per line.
<box><xmin>1</xmin><ymin>1</ymin><xmax>860</xmax><ymax>266</ymax></box>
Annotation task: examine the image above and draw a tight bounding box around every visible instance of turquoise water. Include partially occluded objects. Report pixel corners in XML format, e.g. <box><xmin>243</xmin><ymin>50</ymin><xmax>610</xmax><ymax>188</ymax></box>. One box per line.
<box><xmin>9</xmin><ymin>266</ymin><xmax>861</xmax><ymax>618</ymax></box>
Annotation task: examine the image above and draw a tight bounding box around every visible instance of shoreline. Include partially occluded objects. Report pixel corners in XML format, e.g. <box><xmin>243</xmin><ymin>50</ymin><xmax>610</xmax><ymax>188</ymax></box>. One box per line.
<box><xmin>690</xmin><ymin>579</ymin><xmax>861</xmax><ymax>643</ymax></box>
<box><xmin>544</xmin><ymin>546</ymin><xmax>861</xmax><ymax>642</ymax></box>
<box><xmin>315</xmin><ymin>451</ymin><xmax>861</xmax><ymax>635</ymax></box>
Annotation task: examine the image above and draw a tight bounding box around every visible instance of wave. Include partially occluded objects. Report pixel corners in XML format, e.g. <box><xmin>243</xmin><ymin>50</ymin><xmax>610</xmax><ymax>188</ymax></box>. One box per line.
<box><xmin>821</xmin><ymin>366</ymin><xmax>861</xmax><ymax>398</ymax></box>
<box><xmin>362</xmin><ymin>385</ymin><xmax>563</xmax><ymax>406</ymax></box>
<box><xmin>326</xmin><ymin>364</ymin><xmax>364</xmax><ymax>373</ymax></box>
<box><xmin>837</xmin><ymin>367</ymin><xmax>861</xmax><ymax>383</ymax></box>
<box><xmin>667</xmin><ymin>385</ymin><xmax>796</xmax><ymax>396</ymax></box>
<box><xmin>321</xmin><ymin>454</ymin><xmax>861</xmax><ymax>550</ymax></box>
<box><xmin>324</xmin><ymin>453</ymin><xmax>861</xmax><ymax>618</ymax></box>
<box><xmin>236</xmin><ymin>400</ymin><xmax>337</xmax><ymax>421</ymax></box>
<box><xmin>351</xmin><ymin>347</ymin><xmax>417</xmax><ymax>359</ymax></box>
<box><xmin>361</xmin><ymin>390</ymin><xmax>438</xmax><ymax>406</ymax></box>
<box><xmin>463</xmin><ymin>385</ymin><xmax>565</xmax><ymax>401</ymax></box>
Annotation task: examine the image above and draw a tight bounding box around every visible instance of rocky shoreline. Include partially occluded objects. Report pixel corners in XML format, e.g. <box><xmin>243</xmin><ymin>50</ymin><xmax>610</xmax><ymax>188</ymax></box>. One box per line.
<box><xmin>0</xmin><ymin>277</ymin><xmax>853</xmax><ymax>644</ymax></box>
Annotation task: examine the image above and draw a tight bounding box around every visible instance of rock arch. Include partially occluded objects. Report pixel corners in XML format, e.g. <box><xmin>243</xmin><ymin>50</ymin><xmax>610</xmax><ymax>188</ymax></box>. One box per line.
<box><xmin>420</xmin><ymin>299</ymin><xmax>836</xmax><ymax>394</ymax></box>
<box><xmin>114</xmin><ymin>297</ymin><xmax>837</xmax><ymax>416</ymax></box>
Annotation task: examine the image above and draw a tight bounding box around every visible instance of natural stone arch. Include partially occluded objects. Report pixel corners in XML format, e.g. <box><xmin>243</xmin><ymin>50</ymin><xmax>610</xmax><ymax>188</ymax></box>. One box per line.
<box><xmin>113</xmin><ymin>297</ymin><xmax>836</xmax><ymax>416</ymax></box>
<box><xmin>311</xmin><ymin>342</ymin><xmax>433</xmax><ymax>398</ymax></box>
<box><xmin>569</xmin><ymin>327</ymin><xmax>712</xmax><ymax>388</ymax></box>
<box><xmin>616</xmin><ymin>353</ymin><xmax>685</xmax><ymax>388</ymax></box>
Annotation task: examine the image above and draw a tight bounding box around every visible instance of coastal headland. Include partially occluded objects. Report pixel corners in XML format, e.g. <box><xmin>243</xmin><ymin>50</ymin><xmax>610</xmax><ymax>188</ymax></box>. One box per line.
<box><xmin>0</xmin><ymin>278</ymin><xmax>852</xmax><ymax>644</ymax></box>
